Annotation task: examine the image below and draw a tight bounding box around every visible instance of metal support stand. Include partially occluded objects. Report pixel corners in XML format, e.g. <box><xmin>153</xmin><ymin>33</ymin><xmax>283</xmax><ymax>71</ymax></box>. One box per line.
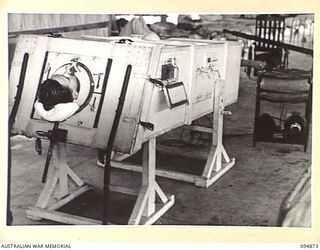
<box><xmin>111</xmin><ymin>79</ymin><xmax>236</xmax><ymax>188</ymax></box>
<box><xmin>26</xmin><ymin>138</ymin><xmax>174</xmax><ymax>225</ymax></box>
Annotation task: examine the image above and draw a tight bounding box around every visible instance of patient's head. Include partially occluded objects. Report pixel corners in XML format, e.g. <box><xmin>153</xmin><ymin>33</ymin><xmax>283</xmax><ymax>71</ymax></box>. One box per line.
<box><xmin>38</xmin><ymin>79</ymin><xmax>74</xmax><ymax>111</ymax></box>
<box><xmin>51</xmin><ymin>74</ymin><xmax>79</xmax><ymax>100</ymax></box>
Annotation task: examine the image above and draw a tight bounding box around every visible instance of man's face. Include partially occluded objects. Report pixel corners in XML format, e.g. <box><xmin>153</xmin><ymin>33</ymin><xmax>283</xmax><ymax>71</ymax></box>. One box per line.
<box><xmin>51</xmin><ymin>74</ymin><xmax>79</xmax><ymax>100</ymax></box>
<box><xmin>70</xmin><ymin>88</ymin><xmax>78</xmax><ymax>100</ymax></box>
<box><xmin>67</xmin><ymin>75</ymin><xmax>80</xmax><ymax>100</ymax></box>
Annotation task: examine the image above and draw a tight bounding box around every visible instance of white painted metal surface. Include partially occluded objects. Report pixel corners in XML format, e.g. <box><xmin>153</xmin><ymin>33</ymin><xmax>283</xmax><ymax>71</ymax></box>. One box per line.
<box><xmin>9</xmin><ymin>35</ymin><xmax>242</xmax><ymax>154</ymax></box>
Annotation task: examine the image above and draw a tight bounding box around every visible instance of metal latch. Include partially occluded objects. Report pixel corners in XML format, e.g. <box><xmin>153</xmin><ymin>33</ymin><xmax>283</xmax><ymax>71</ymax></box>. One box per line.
<box><xmin>149</xmin><ymin>77</ymin><xmax>177</xmax><ymax>89</ymax></box>
<box><xmin>116</xmin><ymin>39</ymin><xmax>134</xmax><ymax>44</ymax></box>
<box><xmin>139</xmin><ymin>121</ymin><xmax>154</xmax><ymax>131</ymax></box>
<box><xmin>35</xmin><ymin>138</ymin><xmax>42</xmax><ymax>155</ymax></box>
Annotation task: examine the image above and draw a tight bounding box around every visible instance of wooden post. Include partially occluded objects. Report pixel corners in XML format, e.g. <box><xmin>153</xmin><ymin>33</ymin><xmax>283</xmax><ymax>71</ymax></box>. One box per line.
<box><xmin>128</xmin><ymin>137</ymin><xmax>174</xmax><ymax>225</ymax></box>
<box><xmin>58</xmin><ymin>143</ymin><xmax>69</xmax><ymax>198</ymax></box>
<box><xmin>253</xmin><ymin>72</ymin><xmax>263</xmax><ymax>147</ymax></box>
<box><xmin>185</xmin><ymin>45</ymin><xmax>195</xmax><ymax>125</ymax></box>
<box><xmin>202</xmin><ymin>79</ymin><xmax>223</xmax><ymax>176</ymax></box>
<box><xmin>142</xmin><ymin>137</ymin><xmax>156</xmax><ymax>216</ymax></box>
<box><xmin>33</xmin><ymin>144</ymin><xmax>60</xmax><ymax>210</ymax></box>
<box><xmin>200</xmin><ymin>79</ymin><xmax>235</xmax><ymax>185</ymax></box>
<box><xmin>128</xmin><ymin>138</ymin><xmax>156</xmax><ymax>224</ymax></box>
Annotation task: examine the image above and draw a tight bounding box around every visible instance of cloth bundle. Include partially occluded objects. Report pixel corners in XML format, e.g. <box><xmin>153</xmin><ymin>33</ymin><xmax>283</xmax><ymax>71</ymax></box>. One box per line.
<box><xmin>119</xmin><ymin>16</ymin><xmax>160</xmax><ymax>41</ymax></box>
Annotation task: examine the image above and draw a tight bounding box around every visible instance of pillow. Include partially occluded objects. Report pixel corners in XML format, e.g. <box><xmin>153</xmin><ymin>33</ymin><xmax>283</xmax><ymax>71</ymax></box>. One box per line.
<box><xmin>34</xmin><ymin>101</ymin><xmax>79</xmax><ymax>122</ymax></box>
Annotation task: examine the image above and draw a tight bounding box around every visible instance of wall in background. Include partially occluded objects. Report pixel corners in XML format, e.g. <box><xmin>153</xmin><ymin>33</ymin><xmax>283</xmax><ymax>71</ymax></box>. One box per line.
<box><xmin>8</xmin><ymin>14</ymin><xmax>112</xmax><ymax>70</ymax></box>
<box><xmin>8</xmin><ymin>13</ymin><xmax>111</xmax><ymax>38</ymax></box>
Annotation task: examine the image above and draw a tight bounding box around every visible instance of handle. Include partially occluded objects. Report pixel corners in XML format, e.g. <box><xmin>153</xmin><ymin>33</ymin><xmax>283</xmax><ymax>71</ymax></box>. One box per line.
<box><xmin>117</xmin><ymin>39</ymin><xmax>134</xmax><ymax>44</ymax></box>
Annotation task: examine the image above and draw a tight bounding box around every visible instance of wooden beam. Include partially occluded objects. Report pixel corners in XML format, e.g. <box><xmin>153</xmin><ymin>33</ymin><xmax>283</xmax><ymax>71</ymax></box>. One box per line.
<box><xmin>26</xmin><ymin>207</ymin><xmax>101</xmax><ymax>225</ymax></box>
<box><xmin>109</xmin><ymin>185</ymin><xmax>139</xmax><ymax>196</ymax></box>
<box><xmin>155</xmin><ymin>182</ymin><xmax>168</xmax><ymax>203</ymax></box>
<box><xmin>111</xmin><ymin>160</ymin><xmax>199</xmax><ymax>183</ymax></box>
<box><xmin>142</xmin><ymin>138</ymin><xmax>156</xmax><ymax>217</ymax></box>
<box><xmin>34</xmin><ymin>171</ymin><xmax>59</xmax><ymax>209</ymax></box>
<box><xmin>156</xmin><ymin>144</ymin><xmax>209</xmax><ymax>160</ymax></box>
<box><xmin>143</xmin><ymin>195</ymin><xmax>175</xmax><ymax>225</ymax></box>
<box><xmin>48</xmin><ymin>185</ymin><xmax>91</xmax><ymax>211</ymax></box>
<box><xmin>223</xmin><ymin>29</ymin><xmax>313</xmax><ymax>55</ymax></box>
<box><xmin>128</xmin><ymin>186</ymin><xmax>150</xmax><ymax>225</ymax></box>
<box><xmin>9</xmin><ymin>21</ymin><xmax>110</xmax><ymax>37</ymax></box>
<box><xmin>186</xmin><ymin>125</ymin><xmax>213</xmax><ymax>134</ymax></box>
<box><xmin>197</xmin><ymin>160</ymin><xmax>236</xmax><ymax>188</ymax></box>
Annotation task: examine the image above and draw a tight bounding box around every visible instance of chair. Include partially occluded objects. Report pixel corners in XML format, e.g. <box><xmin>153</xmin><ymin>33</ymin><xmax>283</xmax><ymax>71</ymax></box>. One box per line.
<box><xmin>253</xmin><ymin>68</ymin><xmax>312</xmax><ymax>152</ymax></box>
<box><xmin>248</xmin><ymin>15</ymin><xmax>289</xmax><ymax>76</ymax></box>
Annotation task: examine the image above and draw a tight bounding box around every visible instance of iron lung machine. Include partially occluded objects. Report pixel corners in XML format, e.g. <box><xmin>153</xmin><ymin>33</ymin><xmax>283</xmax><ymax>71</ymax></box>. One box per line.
<box><xmin>9</xmin><ymin>35</ymin><xmax>242</xmax><ymax>225</ymax></box>
<box><xmin>9</xmin><ymin>35</ymin><xmax>241</xmax><ymax>154</ymax></box>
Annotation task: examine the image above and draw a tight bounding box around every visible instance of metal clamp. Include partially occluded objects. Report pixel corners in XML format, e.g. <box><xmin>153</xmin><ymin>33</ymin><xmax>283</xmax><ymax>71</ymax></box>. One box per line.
<box><xmin>221</xmin><ymin>110</ymin><xmax>232</xmax><ymax>116</ymax></box>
